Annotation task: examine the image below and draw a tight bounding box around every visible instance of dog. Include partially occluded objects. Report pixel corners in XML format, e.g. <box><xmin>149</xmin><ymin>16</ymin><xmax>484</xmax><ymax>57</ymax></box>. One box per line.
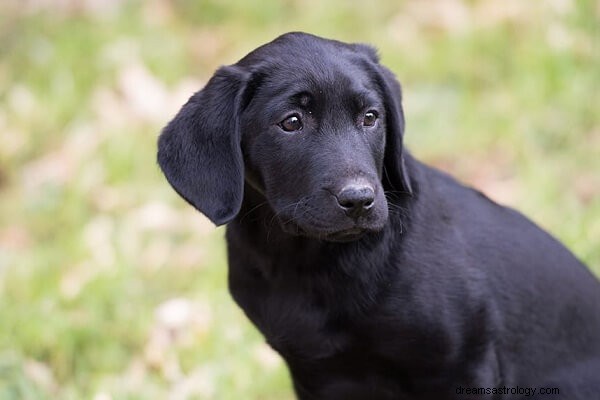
<box><xmin>158</xmin><ymin>32</ymin><xmax>600</xmax><ymax>399</ymax></box>
<box><xmin>523</xmin><ymin>357</ymin><xmax>600</xmax><ymax>399</ymax></box>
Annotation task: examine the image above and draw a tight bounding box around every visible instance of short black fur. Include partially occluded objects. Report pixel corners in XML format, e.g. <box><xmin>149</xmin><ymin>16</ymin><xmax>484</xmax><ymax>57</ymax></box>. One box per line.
<box><xmin>158</xmin><ymin>32</ymin><xmax>600</xmax><ymax>400</ymax></box>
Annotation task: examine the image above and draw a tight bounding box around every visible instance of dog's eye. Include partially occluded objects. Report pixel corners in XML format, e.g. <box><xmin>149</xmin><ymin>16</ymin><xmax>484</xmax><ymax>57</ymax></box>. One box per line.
<box><xmin>363</xmin><ymin>111</ymin><xmax>378</xmax><ymax>127</ymax></box>
<box><xmin>279</xmin><ymin>115</ymin><xmax>303</xmax><ymax>132</ymax></box>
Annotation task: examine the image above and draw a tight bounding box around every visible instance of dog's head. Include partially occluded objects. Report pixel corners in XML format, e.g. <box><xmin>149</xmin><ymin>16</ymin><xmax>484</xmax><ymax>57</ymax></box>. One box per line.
<box><xmin>158</xmin><ymin>32</ymin><xmax>412</xmax><ymax>242</ymax></box>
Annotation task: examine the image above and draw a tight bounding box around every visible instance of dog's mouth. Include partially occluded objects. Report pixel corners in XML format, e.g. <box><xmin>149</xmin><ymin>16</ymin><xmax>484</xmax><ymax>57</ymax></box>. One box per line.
<box><xmin>281</xmin><ymin>220</ymin><xmax>378</xmax><ymax>242</ymax></box>
<box><xmin>274</xmin><ymin>193</ymin><xmax>388</xmax><ymax>242</ymax></box>
<box><xmin>324</xmin><ymin>227</ymin><xmax>367</xmax><ymax>242</ymax></box>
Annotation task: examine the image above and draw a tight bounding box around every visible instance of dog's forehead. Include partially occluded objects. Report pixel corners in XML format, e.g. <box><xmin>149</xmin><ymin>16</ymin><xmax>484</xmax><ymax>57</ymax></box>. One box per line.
<box><xmin>238</xmin><ymin>33</ymin><xmax>381</xmax><ymax>106</ymax></box>
<box><xmin>257</xmin><ymin>65</ymin><xmax>374</xmax><ymax>109</ymax></box>
<box><xmin>275</xmin><ymin>59</ymin><xmax>365</xmax><ymax>86</ymax></box>
<box><xmin>251</xmin><ymin>55</ymin><xmax>374</xmax><ymax>102</ymax></box>
<box><xmin>239</xmin><ymin>33</ymin><xmax>372</xmax><ymax>81</ymax></box>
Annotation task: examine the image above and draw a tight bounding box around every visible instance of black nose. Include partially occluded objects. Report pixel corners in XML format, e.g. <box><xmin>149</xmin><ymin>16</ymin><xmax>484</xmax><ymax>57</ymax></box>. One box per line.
<box><xmin>336</xmin><ymin>185</ymin><xmax>375</xmax><ymax>218</ymax></box>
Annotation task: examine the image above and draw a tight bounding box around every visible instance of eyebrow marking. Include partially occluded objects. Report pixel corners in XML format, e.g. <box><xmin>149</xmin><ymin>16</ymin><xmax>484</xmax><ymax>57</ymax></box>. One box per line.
<box><xmin>299</xmin><ymin>93</ymin><xmax>311</xmax><ymax>107</ymax></box>
<box><xmin>354</xmin><ymin>91</ymin><xmax>380</xmax><ymax>109</ymax></box>
<box><xmin>286</xmin><ymin>91</ymin><xmax>313</xmax><ymax>110</ymax></box>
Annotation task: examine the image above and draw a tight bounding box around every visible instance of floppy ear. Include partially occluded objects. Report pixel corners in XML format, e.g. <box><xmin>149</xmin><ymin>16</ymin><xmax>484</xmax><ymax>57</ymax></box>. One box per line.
<box><xmin>376</xmin><ymin>66</ymin><xmax>413</xmax><ymax>195</ymax></box>
<box><xmin>157</xmin><ymin>66</ymin><xmax>248</xmax><ymax>225</ymax></box>
<box><xmin>352</xmin><ymin>44</ymin><xmax>413</xmax><ymax>195</ymax></box>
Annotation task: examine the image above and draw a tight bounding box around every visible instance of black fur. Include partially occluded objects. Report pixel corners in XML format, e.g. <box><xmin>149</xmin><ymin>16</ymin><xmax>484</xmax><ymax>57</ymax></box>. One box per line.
<box><xmin>158</xmin><ymin>32</ymin><xmax>600</xmax><ymax>399</ymax></box>
<box><xmin>521</xmin><ymin>358</ymin><xmax>600</xmax><ymax>399</ymax></box>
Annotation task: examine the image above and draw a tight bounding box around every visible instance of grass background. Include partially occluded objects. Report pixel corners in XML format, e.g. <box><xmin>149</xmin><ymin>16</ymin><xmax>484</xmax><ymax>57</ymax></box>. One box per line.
<box><xmin>0</xmin><ymin>0</ymin><xmax>598</xmax><ymax>398</ymax></box>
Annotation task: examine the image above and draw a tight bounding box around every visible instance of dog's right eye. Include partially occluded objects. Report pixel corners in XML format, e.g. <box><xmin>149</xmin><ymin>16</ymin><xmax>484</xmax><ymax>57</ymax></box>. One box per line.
<box><xmin>279</xmin><ymin>115</ymin><xmax>303</xmax><ymax>132</ymax></box>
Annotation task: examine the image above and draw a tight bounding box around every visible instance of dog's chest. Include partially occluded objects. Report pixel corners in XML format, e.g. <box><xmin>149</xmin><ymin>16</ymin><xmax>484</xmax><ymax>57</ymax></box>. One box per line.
<box><xmin>226</xmin><ymin>242</ymin><xmax>483</xmax><ymax>398</ymax></box>
<box><xmin>248</xmin><ymin>276</ymin><xmax>362</xmax><ymax>360</ymax></box>
<box><xmin>250</xmin><ymin>283</ymin><xmax>421</xmax><ymax>362</ymax></box>
<box><xmin>228</xmin><ymin>240</ymin><xmax>414</xmax><ymax>362</ymax></box>
<box><xmin>227</xmin><ymin>238</ymin><xmax>386</xmax><ymax>355</ymax></box>
<box><xmin>242</xmin><ymin>284</ymin><xmax>459</xmax><ymax>398</ymax></box>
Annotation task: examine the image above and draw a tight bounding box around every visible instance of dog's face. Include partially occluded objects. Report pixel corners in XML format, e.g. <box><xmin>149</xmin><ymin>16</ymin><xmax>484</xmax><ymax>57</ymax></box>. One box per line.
<box><xmin>158</xmin><ymin>32</ymin><xmax>412</xmax><ymax>242</ymax></box>
<box><xmin>239</xmin><ymin>54</ymin><xmax>390</xmax><ymax>241</ymax></box>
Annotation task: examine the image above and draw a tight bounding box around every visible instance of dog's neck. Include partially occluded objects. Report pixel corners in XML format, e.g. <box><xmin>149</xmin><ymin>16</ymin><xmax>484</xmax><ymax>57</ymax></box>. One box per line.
<box><xmin>227</xmin><ymin>154</ymin><xmax>421</xmax><ymax>280</ymax></box>
<box><xmin>227</xmin><ymin>185</ymin><xmax>394</xmax><ymax>315</ymax></box>
<box><xmin>226</xmin><ymin>170</ymin><xmax>419</xmax><ymax>318</ymax></box>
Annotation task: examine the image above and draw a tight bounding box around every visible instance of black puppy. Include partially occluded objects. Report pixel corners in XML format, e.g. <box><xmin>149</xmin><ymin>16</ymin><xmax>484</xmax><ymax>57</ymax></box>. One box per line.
<box><xmin>158</xmin><ymin>32</ymin><xmax>600</xmax><ymax>399</ymax></box>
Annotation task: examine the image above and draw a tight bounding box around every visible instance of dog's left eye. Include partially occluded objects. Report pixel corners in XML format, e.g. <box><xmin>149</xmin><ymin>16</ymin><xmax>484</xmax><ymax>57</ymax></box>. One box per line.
<box><xmin>279</xmin><ymin>115</ymin><xmax>303</xmax><ymax>132</ymax></box>
<box><xmin>363</xmin><ymin>111</ymin><xmax>378</xmax><ymax>127</ymax></box>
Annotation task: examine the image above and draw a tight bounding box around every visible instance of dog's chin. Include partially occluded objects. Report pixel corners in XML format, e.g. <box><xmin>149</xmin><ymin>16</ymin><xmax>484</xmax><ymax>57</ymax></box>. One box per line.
<box><xmin>280</xmin><ymin>221</ymin><xmax>384</xmax><ymax>243</ymax></box>
<box><xmin>322</xmin><ymin>228</ymin><xmax>369</xmax><ymax>243</ymax></box>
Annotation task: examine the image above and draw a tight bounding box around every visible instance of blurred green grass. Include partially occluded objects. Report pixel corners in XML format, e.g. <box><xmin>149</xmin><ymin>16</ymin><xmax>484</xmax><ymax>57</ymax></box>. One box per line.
<box><xmin>0</xmin><ymin>0</ymin><xmax>598</xmax><ymax>398</ymax></box>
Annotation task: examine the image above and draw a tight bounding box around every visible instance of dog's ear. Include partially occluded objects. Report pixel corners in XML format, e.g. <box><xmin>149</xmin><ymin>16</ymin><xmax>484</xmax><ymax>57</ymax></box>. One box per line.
<box><xmin>353</xmin><ymin>44</ymin><xmax>413</xmax><ymax>195</ymax></box>
<box><xmin>158</xmin><ymin>66</ymin><xmax>248</xmax><ymax>225</ymax></box>
<box><xmin>376</xmin><ymin>66</ymin><xmax>413</xmax><ymax>195</ymax></box>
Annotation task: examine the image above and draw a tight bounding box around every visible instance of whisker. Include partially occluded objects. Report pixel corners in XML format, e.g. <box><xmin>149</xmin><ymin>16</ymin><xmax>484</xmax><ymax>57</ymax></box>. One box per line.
<box><xmin>264</xmin><ymin>195</ymin><xmax>318</xmax><ymax>241</ymax></box>
<box><xmin>239</xmin><ymin>200</ymin><xmax>270</xmax><ymax>223</ymax></box>
<box><xmin>384</xmin><ymin>192</ymin><xmax>410</xmax><ymax>234</ymax></box>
